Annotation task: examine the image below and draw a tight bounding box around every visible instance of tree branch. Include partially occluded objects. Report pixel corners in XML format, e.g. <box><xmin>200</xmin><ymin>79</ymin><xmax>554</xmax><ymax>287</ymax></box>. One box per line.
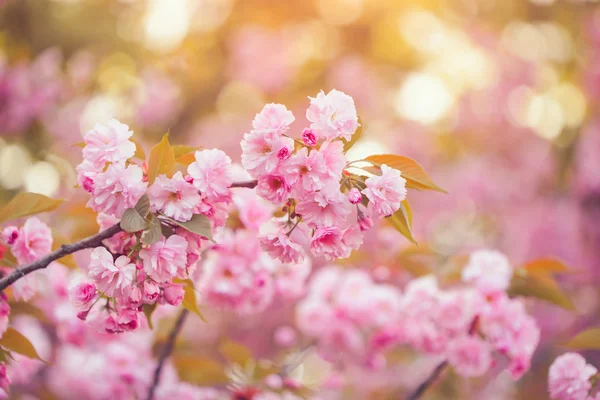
<box><xmin>230</xmin><ymin>180</ymin><xmax>258</xmax><ymax>189</ymax></box>
<box><xmin>407</xmin><ymin>360</ymin><xmax>448</xmax><ymax>400</ymax></box>
<box><xmin>146</xmin><ymin>309</ymin><xmax>189</xmax><ymax>400</ymax></box>
<box><xmin>0</xmin><ymin>223</ymin><xmax>122</xmax><ymax>292</ymax></box>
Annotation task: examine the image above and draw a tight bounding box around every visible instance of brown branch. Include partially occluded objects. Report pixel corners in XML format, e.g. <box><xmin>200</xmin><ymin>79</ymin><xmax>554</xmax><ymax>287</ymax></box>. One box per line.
<box><xmin>407</xmin><ymin>360</ymin><xmax>448</xmax><ymax>400</ymax></box>
<box><xmin>0</xmin><ymin>223</ymin><xmax>122</xmax><ymax>292</ymax></box>
<box><xmin>405</xmin><ymin>316</ymin><xmax>480</xmax><ymax>400</ymax></box>
<box><xmin>146</xmin><ymin>309</ymin><xmax>189</xmax><ymax>400</ymax></box>
<box><xmin>230</xmin><ymin>180</ymin><xmax>258</xmax><ymax>189</ymax></box>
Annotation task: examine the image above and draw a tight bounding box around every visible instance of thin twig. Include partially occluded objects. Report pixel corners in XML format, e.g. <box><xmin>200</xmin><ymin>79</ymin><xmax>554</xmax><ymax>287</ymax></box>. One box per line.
<box><xmin>0</xmin><ymin>223</ymin><xmax>122</xmax><ymax>292</ymax></box>
<box><xmin>405</xmin><ymin>317</ymin><xmax>480</xmax><ymax>400</ymax></box>
<box><xmin>230</xmin><ymin>180</ymin><xmax>258</xmax><ymax>189</ymax></box>
<box><xmin>146</xmin><ymin>309</ymin><xmax>189</xmax><ymax>400</ymax></box>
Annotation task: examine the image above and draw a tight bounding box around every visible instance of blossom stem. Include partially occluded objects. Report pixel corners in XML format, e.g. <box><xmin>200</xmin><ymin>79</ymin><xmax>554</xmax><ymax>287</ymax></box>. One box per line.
<box><xmin>285</xmin><ymin>218</ymin><xmax>302</xmax><ymax>237</ymax></box>
<box><xmin>0</xmin><ymin>223</ymin><xmax>123</xmax><ymax>292</ymax></box>
<box><xmin>407</xmin><ymin>361</ymin><xmax>449</xmax><ymax>400</ymax></box>
<box><xmin>146</xmin><ymin>309</ymin><xmax>189</xmax><ymax>400</ymax></box>
<box><xmin>230</xmin><ymin>180</ymin><xmax>258</xmax><ymax>189</ymax></box>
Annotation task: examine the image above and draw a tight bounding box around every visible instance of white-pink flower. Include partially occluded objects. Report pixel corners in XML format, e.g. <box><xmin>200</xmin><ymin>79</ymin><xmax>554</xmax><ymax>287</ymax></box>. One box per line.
<box><xmin>549</xmin><ymin>353</ymin><xmax>597</xmax><ymax>400</ymax></box>
<box><xmin>241</xmin><ymin>130</ymin><xmax>294</xmax><ymax>176</ymax></box>
<box><xmin>296</xmin><ymin>187</ymin><xmax>352</xmax><ymax>228</ymax></box>
<box><xmin>148</xmin><ymin>171</ymin><xmax>201</xmax><ymax>221</ymax></box>
<box><xmin>256</xmin><ymin>174</ymin><xmax>292</xmax><ymax>204</ymax></box>
<box><xmin>188</xmin><ymin>149</ymin><xmax>233</xmax><ymax>202</ymax></box>
<box><xmin>10</xmin><ymin>217</ymin><xmax>52</xmax><ymax>264</ymax></box>
<box><xmin>260</xmin><ymin>229</ymin><xmax>305</xmax><ymax>264</ymax></box>
<box><xmin>462</xmin><ymin>250</ymin><xmax>513</xmax><ymax>296</ymax></box>
<box><xmin>252</xmin><ymin>103</ymin><xmax>295</xmax><ymax>133</ymax></box>
<box><xmin>82</xmin><ymin>119</ymin><xmax>136</xmax><ymax>166</ymax></box>
<box><xmin>283</xmin><ymin>147</ymin><xmax>328</xmax><ymax>196</ymax></box>
<box><xmin>363</xmin><ymin>164</ymin><xmax>407</xmax><ymax>218</ymax></box>
<box><xmin>88</xmin><ymin>163</ymin><xmax>147</xmax><ymax>218</ymax></box>
<box><xmin>318</xmin><ymin>140</ymin><xmax>346</xmax><ymax>181</ymax></box>
<box><xmin>309</xmin><ymin>226</ymin><xmax>348</xmax><ymax>261</ymax></box>
<box><xmin>447</xmin><ymin>336</ymin><xmax>492</xmax><ymax>377</ymax></box>
<box><xmin>88</xmin><ymin>248</ymin><xmax>135</xmax><ymax>297</ymax></box>
<box><xmin>68</xmin><ymin>275</ymin><xmax>98</xmax><ymax>309</ymax></box>
<box><xmin>140</xmin><ymin>235</ymin><xmax>188</xmax><ymax>282</ymax></box>
<box><xmin>306</xmin><ymin>89</ymin><xmax>359</xmax><ymax>141</ymax></box>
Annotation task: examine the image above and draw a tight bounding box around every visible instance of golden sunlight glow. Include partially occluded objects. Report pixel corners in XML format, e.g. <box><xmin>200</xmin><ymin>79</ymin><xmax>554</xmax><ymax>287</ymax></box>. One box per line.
<box><xmin>24</xmin><ymin>162</ymin><xmax>61</xmax><ymax>197</ymax></box>
<box><xmin>317</xmin><ymin>0</ymin><xmax>364</xmax><ymax>26</ymax></box>
<box><xmin>144</xmin><ymin>0</ymin><xmax>191</xmax><ymax>53</ymax></box>
<box><xmin>394</xmin><ymin>72</ymin><xmax>454</xmax><ymax>125</ymax></box>
<box><xmin>0</xmin><ymin>145</ymin><xmax>32</xmax><ymax>190</ymax></box>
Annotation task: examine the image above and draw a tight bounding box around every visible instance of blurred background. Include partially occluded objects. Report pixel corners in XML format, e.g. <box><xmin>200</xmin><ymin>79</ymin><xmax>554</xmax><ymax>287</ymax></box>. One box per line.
<box><xmin>2</xmin><ymin>0</ymin><xmax>600</xmax><ymax>398</ymax></box>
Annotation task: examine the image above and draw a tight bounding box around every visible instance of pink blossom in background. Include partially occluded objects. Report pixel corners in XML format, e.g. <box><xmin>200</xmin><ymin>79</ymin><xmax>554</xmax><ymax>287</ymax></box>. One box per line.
<box><xmin>8</xmin><ymin>217</ymin><xmax>52</xmax><ymax>264</ymax></box>
<box><xmin>548</xmin><ymin>353</ymin><xmax>597</xmax><ymax>400</ymax></box>
<box><xmin>462</xmin><ymin>250</ymin><xmax>513</xmax><ymax>297</ymax></box>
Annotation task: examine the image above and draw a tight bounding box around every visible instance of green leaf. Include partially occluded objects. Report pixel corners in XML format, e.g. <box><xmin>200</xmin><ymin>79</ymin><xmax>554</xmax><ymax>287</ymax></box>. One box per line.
<box><xmin>178</xmin><ymin>279</ymin><xmax>207</xmax><ymax>322</ymax></box>
<box><xmin>0</xmin><ymin>327</ymin><xmax>45</xmax><ymax>361</ymax></box>
<box><xmin>120</xmin><ymin>208</ymin><xmax>147</xmax><ymax>233</ymax></box>
<box><xmin>364</xmin><ymin>154</ymin><xmax>447</xmax><ymax>193</ymax></box>
<box><xmin>565</xmin><ymin>328</ymin><xmax>600</xmax><ymax>349</ymax></box>
<box><xmin>134</xmin><ymin>194</ymin><xmax>150</xmax><ymax>218</ymax></box>
<box><xmin>0</xmin><ymin>192</ymin><xmax>64</xmax><ymax>224</ymax></box>
<box><xmin>173</xmin><ymin>355</ymin><xmax>228</xmax><ymax>385</ymax></box>
<box><xmin>147</xmin><ymin>133</ymin><xmax>176</xmax><ymax>184</ymax></box>
<box><xmin>387</xmin><ymin>200</ymin><xmax>417</xmax><ymax>245</ymax></box>
<box><xmin>141</xmin><ymin>214</ymin><xmax>163</xmax><ymax>245</ymax></box>
<box><xmin>342</xmin><ymin>118</ymin><xmax>363</xmax><ymax>152</ymax></box>
<box><xmin>143</xmin><ymin>303</ymin><xmax>158</xmax><ymax>330</ymax></box>
<box><xmin>218</xmin><ymin>339</ymin><xmax>253</xmax><ymax>367</ymax></box>
<box><xmin>507</xmin><ymin>273</ymin><xmax>575</xmax><ymax>311</ymax></box>
<box><xmin>168</xmin><ymin>214</ymin><xmax>213</xmax><ymax>242</ymax></box>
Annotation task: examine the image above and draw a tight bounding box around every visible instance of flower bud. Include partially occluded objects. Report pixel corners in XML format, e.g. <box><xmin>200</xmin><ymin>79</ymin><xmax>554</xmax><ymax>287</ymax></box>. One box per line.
<box><xmin>357</xmin><ymin>212</ymin><xmax>374</xmax><ymax>232</ymax></box>
<box><xmin>1</xmin><ymin>227</ymin><xmax>18</xmax><ymax>246</ymax></box>
<box><xmin>301</xmin><ymin>128</ymin><xmax>317</xmax><ymax>146</ymax></box>
<box><xmin>143</xmin><ymin>280</ymin><xmax>160</xmax><ymax>303</ymax></box>
<box><xmin>163</xmin><ymin>284</ymin><xmax>184</xmax><ymax>306</ymax></box>
<box><xmin>347</xmin><ymin>188</ymin><xmax>362</xmax><ymax>204</ymax></box>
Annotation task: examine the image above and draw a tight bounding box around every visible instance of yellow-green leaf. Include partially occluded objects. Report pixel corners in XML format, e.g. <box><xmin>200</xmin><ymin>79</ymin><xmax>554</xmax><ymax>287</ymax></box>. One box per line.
<box><xmin>143</xmin><ymin>303</ymin><xmax>158</xmax><ymax>330</ymax></box>
<box><xmin>52</xmin><ymin>230</ymin><xmax>77</xmax><ymax>269</ymax></box>
<box><xmin>364</xmin><ymin>154</ymin><xmax>447</xmax><ymax>193</ymax></box>
<box><xmin>522</xmin><ymin>258</ymin><xmax>571</xmax><ymax>276</ymax></box>
<box><xmin>0</xmin><ymin>327</ymin><xmax>45</xmax><ymax>361</ymax></box>
<box><xmin>173</xmin><ymin>355</ymin><xmax>228</xmax><ymax>385</ymax></box>
<box><xmin>342</xmin><ymin>118</ymin><xmax>363</xmax><ymax>152</ymax></box>
<box><xmin>168</xmin><ymin>214</ymin><xmax>213</xmax><ymax>242</ymax></box>
<box><xmin>179</xmin><ymin>279</ymin><xmax>207</xmax><ymax>322</ymax></box>
<box><xmin>120</xmin><ymin>208</ymin><xmax>148</xmax><ymax>233</ymax></box>
<box><xmin>507</xmin><ymin>273</ymin><xmax>575</xmax><ymax>311</ymax></box>
<box><xmin>141</xmin><ymin>214</ymin><xmax>163</xmax><ymax>245</ymax></box>
<box><xmin>565</xmin><ymin>328</ymin><xmax>600</xmax><ymax>349</ymax></box>
<box><xmin>0</xmin><ymin>192</ymin><xmax>64</xmax><ymax>224</ymax></box>
<box><xmin>387</xmin><ymin>200</ymin><xmax>417</xmax><ymax>245</ymax></box>
<box><xmin>72</xmin><ymin>142</ymin><xmax>85</xmax><ymax>148</ymax></box>
<box><xmin>147</xmin><ymin>133</ymin><xmax>176</xmax><ymax>184</ymax></box>
<box><xmin>172</xmin><ymin>145</ymin><xmax>199</xmax><ymax>158</ymax></box>
<box><xmin>131</xmin><ymin>139</ymin><xmax>146</xmax><ymax>160</ymax></box>
<box><xmin>218</xmin><ymin>339</ymin><xmax>253</xmax><ymax>367</ymax></box>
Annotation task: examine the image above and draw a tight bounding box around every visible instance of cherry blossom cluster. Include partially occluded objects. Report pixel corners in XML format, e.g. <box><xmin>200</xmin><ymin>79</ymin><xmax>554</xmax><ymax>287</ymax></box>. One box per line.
<box><xmin>296</xmin><ymin>250</ymin><xmax>540</xmax><ymax>380</ymax></box>
<box><xmin>242</xmin><ymin>89</ymin><xmax>407</xmax><ymax>264</ymax></box>
<box><xmin>548</xmin><ymin>353</ymin><xmax>600</xmax><ymax>400</ymax></box>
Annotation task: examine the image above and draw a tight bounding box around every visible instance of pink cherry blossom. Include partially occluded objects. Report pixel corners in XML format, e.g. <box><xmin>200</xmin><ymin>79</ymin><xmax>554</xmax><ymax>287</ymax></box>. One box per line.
<box><xmin>88</xmin><ymin>248</ymin><xmax>135</xmax><ymax>297</ymax></box>
<box><xmin>306</xmin><ymin>89</ymin><xmax>359</xmax><ymax>141</ymax></box>
<box><xmin>260</xmin><ymin>229</ymin><xmax>305</xmax><ymax>264</ymax></box>
<box><xmin>139</xmin><ymin>235</ymin><xmax>188</xmax><ymax>283</ymax></box>
<box><xmin>310</xmin><ymin>226</ymin><xmax>348</xmax><ymax>261</ymax></box>
<box><xmin>283</xmin><ymin>147</ymin><xmax>328</xmax><ymax>196</ymax></box>
<box><xmin>10</xmin><ymin>217</ymin><xmax>52</xmax><ymax>264</ymax></box>
<box><xmin>88</xmin><ymin>163</ymin><xmax>147</xmax><ymax>218</ymax></box>
<box><xmin>348</xmin><ymin>188</ymin><xmax>362</xmax><ymax>204</ymax></box>
<box><xmin>252</xmin><ymin>103</ymin><xmax>295</xmax><ymax>133</ymax></box>
<box><xmin>82</xmin><ymin>119</ymin><xmax>136</xmax><ymax>166</ymax></box>
<box><xmin>241</xmin><ymin>130</ymin><xmax>294</xmax><ymax>175</ymax></box>
<box><xmin>1</xmin><ymin>226</ymin><xmax>18</xmax><ymax>245</ymax></box>
<box><xmin>68</xmin><ymin>275</ymin><xmax>98</xmax><ymax>309</ymax></box>
<box><xmin>148</xmin><ymin>171</ymin><xmax>201</xmax><ymax>222</ymax></box>
<box><xmin>188</xmin><ymin>149</ymin><xmax>233</xmax><ymax>202</ymax></box>
<box><xmin>318</xmin><ymin>140</ymin><xmax>347</xmax><ymax>181</ymax></box>
<box><xmin>0</xmin><ymin>363</ymin><xmax>9</xmax><ymax>395</ymax></box>
<box><xmin>549</xmin><ymin>353</ymin><xmax>597</xmax><ymax>400</ymax></box>
<box><xmin>447</xmin><ymin>336</ymin><xmax>492</xmax><ymax>377</ymax></box>
<box><xmin>302</xmin><ymin>128</ymin><xmax>317</xmax><ymax>146</ymax></box>
<box><xmin>462</xmin><ymin>249</ymin><xmax>513</xmax><ymax>296</ymax></box>
<box><xmin>363</xmin><ymin>164</ymin><xmax>407</xmax><ymax>218</ymax></box>
<box><xmin>162</xmin><ymin>283</ymin><xmax>184</xmax><ymax>306</ymax></box>
<box><xmin>256</xmin><ymin>174</ymin><xmax>292</xmax><ymax>204</ymax></box>
<box><xmin>296</xmin><ymin>187</ymin><xmax>352</xmax><ymax>228</ymax></box>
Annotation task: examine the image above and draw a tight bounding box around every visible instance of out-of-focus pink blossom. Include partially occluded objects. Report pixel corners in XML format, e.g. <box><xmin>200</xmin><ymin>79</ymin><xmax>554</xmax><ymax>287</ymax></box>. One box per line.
<box><xmin>548</xmin><ymin>353</ymin><xmax>597</xmax><ymax>400</ymax></box>
<box><xmin>462</xmin><ymin>250</ymin><xmax>513</xmax><ymax>296</ymax></box>
<box><xmin>9</xmin><ymin>217</ymin><xmax>52</xmax><ymax>264</ymax></box>
<box><xmin>447</xmin><ymin>336</ymin><xmax>492</xmax><ymax>377</ymax></box>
